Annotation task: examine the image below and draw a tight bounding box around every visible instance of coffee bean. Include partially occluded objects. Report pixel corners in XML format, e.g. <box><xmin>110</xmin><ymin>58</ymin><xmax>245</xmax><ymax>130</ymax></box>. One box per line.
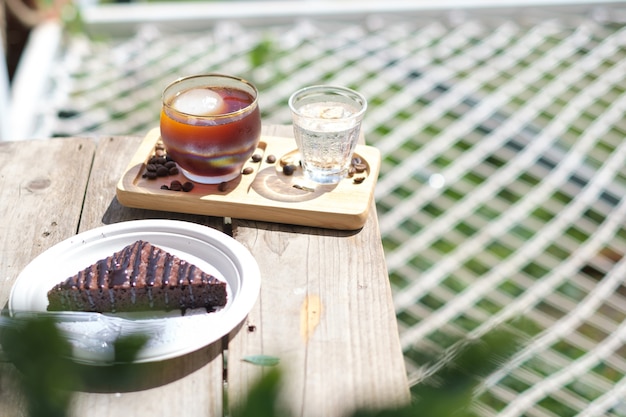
<box><xmin>169</xmin><ymin>180</ymin><xmax>183</xmax><ymax>191</ymax></box>
<box><xmin>351</xmin><ymin>156</ymin><xmax>362</xmax><ymax>166</ymax></box>
<box><xmin>145</xmin><ymin>145</ymin><xmax>182</xmax><ymax>180</ymax></box>
<box><xmin>353</xmin><ymin>176</ymin><xmax>365</xmax><ymax>184</ymax></box>
<box><xmin>182</xmin><ymin>181</ymin><xmax>194</xmax><ymax>192</ymax></box>
<box><xmin>242</xmin><ymin>167</ymin><xmax>254</xmax><ymax>175</ymax></box>
<box><xmin>266</xmin><ymin>154</ymin><xmax>277</xmax><ymax>163</ymax></box>
<box><xmin>160</xmin><ymin>184</ymin><xmax>169</xmax><ymax>190</ymax></box>
<box><xmin>251</xmin><ymin>153</ymin><xmax>262</xmax><ymax>163</ymax></box>
<box><xmin>156</xmin><ymin>166</ymin><xmax>169</xmax><ymax>177</ymax></box>
<box><xmin>283</xmin><ymin>165</ymin><xmax>296</xmax><ymax>176</ymax></box>
<box><xmin>218</xmin><ymin>181</ymin><xmax>228</xmax><ymax>192</ymax></box>
<box><xmin>353</xmin><ymin>163</ymin><xmax>367</xmax><ymax>173</ymax></box>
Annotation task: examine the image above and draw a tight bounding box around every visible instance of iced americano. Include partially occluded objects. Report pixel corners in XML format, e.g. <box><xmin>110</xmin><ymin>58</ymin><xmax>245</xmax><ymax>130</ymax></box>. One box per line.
<box><xmin>160</xmin><ymin>75</ymin><xmax>261</xmax><ymax>184</ymax></box>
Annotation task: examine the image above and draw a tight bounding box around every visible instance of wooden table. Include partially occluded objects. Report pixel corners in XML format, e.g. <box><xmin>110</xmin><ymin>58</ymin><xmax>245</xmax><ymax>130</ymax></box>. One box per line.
<box><xmin>0</xmin><ymin>125</ymin><xmax>410</xmax><ymax>417</ymax></box>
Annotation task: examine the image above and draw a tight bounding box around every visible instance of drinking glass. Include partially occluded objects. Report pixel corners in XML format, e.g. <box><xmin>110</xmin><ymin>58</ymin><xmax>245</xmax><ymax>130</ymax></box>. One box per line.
<box><xmin>289</xmin><ymin>85</ymin><xmax>367</xmax><ymax>184</ymax></box>
<box><xmin>160</xmin><ymin>74</ymin><xmax>261</xmax><ymax>184</ymax></box>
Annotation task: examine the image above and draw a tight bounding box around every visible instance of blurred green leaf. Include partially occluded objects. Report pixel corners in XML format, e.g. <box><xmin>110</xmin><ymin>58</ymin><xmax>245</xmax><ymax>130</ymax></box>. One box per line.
<box><xmin>249</xmin><ymin>37</ymin><xmax>276</xmax><ymax>68</ymax></box>
<box><xmin>114</xmin><ymin>333</ymin><xmax>150</xmax><ymax>363</ymax></box>
<box><xmin>232</xmin><ymin>367</ymin><xmax>284</xmax><ymax>417</ymax></box>
<box><xmin>0</xmin><ymin>316</ymin><xmax>77</xmax><ymax>417</ymax></box>
<box><xmin>243</xmin><ymin>354</ymin><xmax>280</xmax><ymax>367</ymax></box>
<box><xmin>0</xmin><ymin>315</ymin><xmax>150</xmax><ymax>417</ymax></box>
<box><xmin>1</xmin><ymin>315</ymin><xmax>520</xmax><ymax>417</ymax></box>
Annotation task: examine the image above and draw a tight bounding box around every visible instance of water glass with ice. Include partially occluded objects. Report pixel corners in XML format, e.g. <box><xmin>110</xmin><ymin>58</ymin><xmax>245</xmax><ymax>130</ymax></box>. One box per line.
<box><xmin>289</xmin><ymin>85</ymin><xmax>367</xmax><ymax>184</ymax></box>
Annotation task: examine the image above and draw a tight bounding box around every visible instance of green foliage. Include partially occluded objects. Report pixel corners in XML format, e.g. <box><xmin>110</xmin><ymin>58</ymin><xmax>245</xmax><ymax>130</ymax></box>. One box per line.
<box><xmin>234</xmin><ymin>329</ymin><xmax>521</xmax><ymax>417</ymax></box>
<box><xmin>232</xmin><ymin>367</ymin><xmax>285</xmax><ymax>417</ymax></box>
<box><xmin>0</xmin><ymin>316</ymin><xmax>148</xmax><ymax>417</ymax></box>
<box><xmin>1</xmin><ymin>316</ymin><xmax>77</xmax><ymax>417</ymax></box>
<box><xmin>1</xmin><ymin>317</ymin><xmax>520</xmax><ymax>417</ymax></box>
<box><xmin>408</xmin><ymin>330</ymin><xmax>520</xmax><ymax>417</ymax></box>
<box><xmin>249</xmin><ymin>37</ymin><xmax>278</xmax><ymax>69</ymax></box>
<box><xmin>242</xmin><ymin>354</ymin><xmax>280</xmax><ymax>367</ymax></box>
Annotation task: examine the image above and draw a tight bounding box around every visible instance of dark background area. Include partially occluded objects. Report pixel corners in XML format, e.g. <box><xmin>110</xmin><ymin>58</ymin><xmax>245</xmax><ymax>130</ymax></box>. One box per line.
<box><xmin>3</xmin><ymin>1</ymin><xmax>32</xmax><ymax>81</ymax></box>
<box><xmin>6</xmin><ymin>24</ymin><xmax>29</xmax><ymax>82</ymax></box>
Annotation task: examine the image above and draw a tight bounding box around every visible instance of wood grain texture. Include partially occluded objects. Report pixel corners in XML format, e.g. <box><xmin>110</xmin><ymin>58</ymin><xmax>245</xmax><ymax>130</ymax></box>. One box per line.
<box><xmin>0</xmin><ymin>138</ymin><xmax>95</xmax><ymax>308</ymax></box>
<box><xmin>0</xmin><ymin>138</ymin><xmax>96</xmax><ymax>417</ymax></box>
<box><xmin>227</xmin><ymin>125</ymin><xmax>410</xmax><ymax>417</ymax></box>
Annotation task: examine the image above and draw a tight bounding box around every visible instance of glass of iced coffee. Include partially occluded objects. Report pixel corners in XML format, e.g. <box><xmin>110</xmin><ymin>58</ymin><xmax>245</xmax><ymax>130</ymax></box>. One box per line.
<box><xmin>160</xmin><ymin>74</ymin><xmax>261</xmax><ymax>184</ymax></box>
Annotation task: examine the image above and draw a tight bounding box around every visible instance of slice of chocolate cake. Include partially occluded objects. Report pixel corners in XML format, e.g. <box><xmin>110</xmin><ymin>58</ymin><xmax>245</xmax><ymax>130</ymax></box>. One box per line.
<box><xmin>47</xmin><ymin>240</ymin><xmax>227</xmax><ymax>314</ymax></box>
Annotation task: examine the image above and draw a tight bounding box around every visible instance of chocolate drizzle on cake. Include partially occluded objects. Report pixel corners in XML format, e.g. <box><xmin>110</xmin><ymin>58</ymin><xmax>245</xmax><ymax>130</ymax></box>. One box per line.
<box><xmin>47</xmin><ymin>240</ymin><xmax>227</xmax><ymax>314</ymax></box>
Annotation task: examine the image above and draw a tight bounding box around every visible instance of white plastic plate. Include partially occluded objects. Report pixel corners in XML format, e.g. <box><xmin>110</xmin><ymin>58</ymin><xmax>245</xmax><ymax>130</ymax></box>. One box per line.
<box><xmin>9</xmin><ymin>219</ymin><xmax>260</xmax><ymax>364</ymax></box>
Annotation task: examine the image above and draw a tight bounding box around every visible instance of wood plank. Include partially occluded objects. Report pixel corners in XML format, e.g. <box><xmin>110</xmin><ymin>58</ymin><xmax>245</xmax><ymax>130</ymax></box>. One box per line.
<box><xmin>69</xmin><ymin>343</ymin><xmax>224</xmax><ymax>417</ymax></box>
<box><xmin>0</xmin><ymin>137</ymin><xmax>96</xmax><ymax>417</ymax></box>
<box><xmin>227</xmin><ymin>125</ymin><xmax>410</xmax><ymax>416</ymax></box>
<box><xmin>70</xmin><ymin>135</ymin><xmax>227</xmax><ymax>417</ymax></box>
<box><xmin>0</xmin><ymin>138</ymin><xmax>96</xmax><ymax>307</ymax></box>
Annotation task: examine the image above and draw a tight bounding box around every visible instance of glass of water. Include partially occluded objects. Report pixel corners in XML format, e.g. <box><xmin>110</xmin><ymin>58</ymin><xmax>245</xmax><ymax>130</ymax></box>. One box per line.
<box><xmin>288</xmin><ymin>85</ymin><xmax>367</xmax><ymax>184</ymax></box>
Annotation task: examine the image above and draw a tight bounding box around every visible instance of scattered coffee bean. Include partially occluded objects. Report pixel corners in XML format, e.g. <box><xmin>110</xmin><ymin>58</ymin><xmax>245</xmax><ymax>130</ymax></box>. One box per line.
<box><xmin>283</xmin><ymin>165</ymin><xmax>296</xmax><ymax>176</ymax></box>
<box><xmin>151</xmin><ymin>156</ymin><xmax>167</xmax><ymax>165</ymax></box>
<box><xmin>218</xmin><ymin>181</ymin><xmax>228</xmax><ymax>192</ymax></box>
<box><xmin>156</xmin><ymin>166</ymin><xmax>169</xmax><ymax>177</ymax></box>
<box><xmin>242</xmin><ymin>167</ymin><xmax>254</xmax><ymax>175</ymax></box>
<box><xmin>266</xmin><ymin>154</ymin><xmax>276</xmax><ymax>164</ymax></box>
<box><xmin>169</xmin><ymin>180</ymin><xmax>183</xmax><ymax>191</ymax></box>
<box><xmin>160</xmin><ymin>180</ymin><xmax>195</xmax><ymax>192</ymax></box>
<box><xmin>353</xmin><ymin>176</ymin><xmax>365</xmax><ymax>184</ymax></box>
<box><xmin>351</xmin><ymin>156</ymin><xmax>362</xmax><ymax>165</ymax></box>
<box><xmin>145</xmin><ymin>142</ymin><xmax>192</xmax><ymax>184</ymax></box>
<box><xmin>145</xmin><ymin>145</ymin><xmax>182</xmax><ymax>180</ymax></box>
<box><xmin>293</xmin><ymin>184</ymin><xmax>315</xmax><ymax>192</ymax></box>
<box><xmin>182</xmin><ymin>181</ymin><xmax>194</xmax><ymax>192</ymax></box>
<box><xmin>348</xmin><ymin>165</ymin><xmax>356</xmax><ymax>177</ymax></box>
<box><xmin>251</xmin><ymin>153</ymin><xmax>262</xmax><ymax>163</ymax></box>
<box><xmin>353</xmin><ymin>163</ymin><xmax>367</xmax><ymax>173</ymax></box>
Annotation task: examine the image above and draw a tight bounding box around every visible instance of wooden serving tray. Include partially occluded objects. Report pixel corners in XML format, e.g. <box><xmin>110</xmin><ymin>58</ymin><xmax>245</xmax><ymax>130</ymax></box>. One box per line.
<box><xmin>116</xmin><ymin>128</ymin><xmax>381</xmax><ymax>230</ymax></box>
